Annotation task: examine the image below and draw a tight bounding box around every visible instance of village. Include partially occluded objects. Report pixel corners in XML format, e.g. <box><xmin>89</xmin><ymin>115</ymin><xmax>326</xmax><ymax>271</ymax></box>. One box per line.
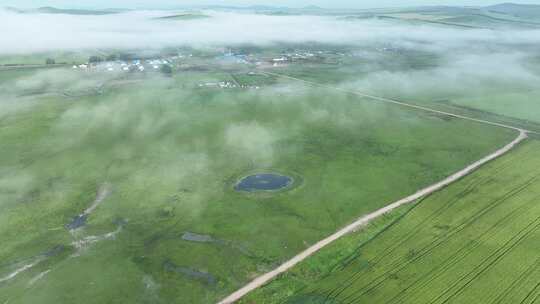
<box><xmin>68</xmin><ymin>46</ymin><xmax>370</xmax><ymax>75</ymax></box>
<box><xmin>66</xmin><ymin>46</ymin><xmax>395</xmax><ymax>91</ymax></box>
<box><xmin>72</xmin><ymin>56</ymin><xmax>183</xmax><ymax>73</ymax></box>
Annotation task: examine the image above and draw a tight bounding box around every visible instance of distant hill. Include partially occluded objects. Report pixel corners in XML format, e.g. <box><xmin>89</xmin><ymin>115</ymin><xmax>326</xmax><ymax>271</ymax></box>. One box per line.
<box><xmin>35</xmin><ymin>7</ymin><xmax>119</xmax><ymax>15</ymax></box>
<box><xmin>485</xmin><ymin>3</ymin><xmax>540</xmax><ymax>19</ymax></box>
<box><xmin>395</xmin><ymin>5</ymin><xmax>478</xmax><ymax>15</ymax></box>
<box><xmin>303</xmin><ymin>5</ymin><xmax>324</xmax><ymax>10</ymax></box>
<box><xmin>245</xmin><ymin>5</ymin><xmax>287</xmax><ymax>10</ymax></box>
<box><xmin>4</xmin><ymin>6</ymin><xmax>119</xmax><ymax>15</ymax></box>
<box><xmin>440</xmin><ymin>14</ymin><xmax>540</xmax><ymax>28</ymax></box>
<box><xmin>155</xmin><ymin>13</ymin><xmax>210</xmax><ymax>20</ymax></box>
<box><xmin>3</xmin><ymin>6</ymin><xmax>24</xmax><ymax>13</ymax></box>
<box><xmin>197</xmin><ymin>5</ymin><xmax>317</xmax><ymax>13</ymax></box>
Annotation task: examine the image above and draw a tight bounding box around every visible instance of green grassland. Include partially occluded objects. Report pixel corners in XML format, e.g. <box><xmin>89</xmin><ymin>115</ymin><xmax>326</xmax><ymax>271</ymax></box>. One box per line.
<box><xmin>241</xmin><ymin>139</ymin><xmax>540</xmax><ymax>304</ymax></box>
<box><xmin>449</xmin><ymin>90</ymin><xmax>540</xmax><ymax>124</ymax></box>
<box><xmin>0</xmin><ymin>63</ymin><xmax>516</xmax><ymax>304</ymax></box>
<box><xmin>384</xmin><ymin>84</ymin><xmax>540</xmax><ymax>133</ymax></box>
<box><xmin>266</xmin><ymin>43</ymin><xmax>540</xmax><ymax>133</ymax></box>
<box><xmin>405</xmin><ymin>88</ymin><xmax>540</xmax><ymax>134</ymax></box>
<box><xmin>268</xmin><ymin>80</ymin><xmax>540</xmax><ymax>135</ymax></box>
<box><xmin>231</xmin><ymin>73</ymin><xmax>277</xmax><ymax>86</ymax></box>
<box><xmin>275</xmin><ymin>49</ymin><xmax>440</xmax><ymax>84</ymax></box>
<box><xmin>0</xmin><ymin>51</ymin><xmax>93</xmax><ymax>66</ymax></box>
<box><xmin>0</xmin><ymin>7</ymin><xmax>538</xmax><ymax>303</ymax></box>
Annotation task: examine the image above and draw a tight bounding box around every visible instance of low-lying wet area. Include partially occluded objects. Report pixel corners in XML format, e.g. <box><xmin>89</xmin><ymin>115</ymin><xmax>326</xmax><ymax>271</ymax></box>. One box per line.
<box><xmin>181</xmin><ymin>232</ymin><xmax>255</xmax><ymax>257</ymax></box>
<box><xmin>234</xmin><ymin>173</ymin><xmax>293</xmax><ymax>192</ymax></box>
<box><xmin>65</xmin><ymin>183</ymin><xmax>112</xmax><ymax>231</ymax></box>
<box><xmin>163</xmin><ymin>260</ymin><xmax>217</xmax><ymax>286</ymax></box>
<box><xmin>66</xmin><ymin>214</ymin><xmax>88</xmax><ymax>230</ymax></box>
<box><xmin>181</xmin><ymin>232</ymin><xmax>215</xmax><ymax>243</ymax></box>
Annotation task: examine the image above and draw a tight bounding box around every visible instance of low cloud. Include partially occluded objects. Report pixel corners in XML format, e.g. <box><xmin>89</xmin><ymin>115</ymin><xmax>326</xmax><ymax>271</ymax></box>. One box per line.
<box><xmin>1</xmin><ymin>9</ymin><xmax>540</xmax><ymax>54</ymax></box>
<box><xmin>225</xmin><ymin>121</ymin><xmax>277</xmax><ymax>166</ymax></box>
<box><xmin>344</xmin><ymin>51</ymin><xmax>540</xmax><ymax>99</ymax></box>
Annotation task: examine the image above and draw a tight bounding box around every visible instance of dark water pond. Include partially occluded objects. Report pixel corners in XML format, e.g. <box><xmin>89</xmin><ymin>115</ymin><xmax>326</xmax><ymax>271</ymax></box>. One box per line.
<box><xmin>235</xmin><ymin>173</ymin><xmax>292</xmax><ymax>192</ymax></box>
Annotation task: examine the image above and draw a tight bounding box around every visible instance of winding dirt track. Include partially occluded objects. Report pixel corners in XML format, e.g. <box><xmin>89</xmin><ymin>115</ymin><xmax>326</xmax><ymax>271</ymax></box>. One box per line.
<box><xmin>217</xmin><ymin>73</ymin><xmax>534</xmax><ymax>304</ymax></box>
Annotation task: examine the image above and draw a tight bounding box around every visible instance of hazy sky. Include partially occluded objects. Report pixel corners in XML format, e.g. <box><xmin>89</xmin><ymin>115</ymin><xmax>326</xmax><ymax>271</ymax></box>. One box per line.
<box><xmin>4</xmin><ymin>0</ymin><xmax>540</xmax><ymax>9</ymax></box>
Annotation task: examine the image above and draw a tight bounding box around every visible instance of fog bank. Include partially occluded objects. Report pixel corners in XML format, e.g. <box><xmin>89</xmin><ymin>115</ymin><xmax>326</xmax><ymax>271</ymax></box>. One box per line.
<box><xmin>2</xmin><ymin>9</ymin><xmax>540</xmax><ymax>54</ymax></box>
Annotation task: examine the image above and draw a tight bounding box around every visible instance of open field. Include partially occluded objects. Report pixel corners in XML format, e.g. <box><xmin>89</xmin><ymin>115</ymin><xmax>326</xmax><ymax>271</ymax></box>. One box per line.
<box><xmin>220</xmin><ymin>130</ymin><xmax>526</xmax><ymax>304</ymax></box>
<box><xmin>450</xmin><ymin>91</ymin><xmax>540</xmax><ymax>124</ymax></box>
<box><xmin>241</xmin><ymin>139</ymin><xmax>540</xmax><ymax>304</ymax></box>
<box><xmin>0</xmin><ymin>52</ymin><xmax>93</xmax><ymax>66</ymax></box>
<box><xmin>1</xmin><ymin>4</ymin><xmax>540</xmax><ymax>303</ymax></box>
<box><xmin>268</xmin><ymin>45</ymin><xmax>540</xmax><ymax>133</ymax></box>
<box><xmin>0</xmin><ymin>64</ymin><xmax>516</xmax><ymax>303</ymax></box>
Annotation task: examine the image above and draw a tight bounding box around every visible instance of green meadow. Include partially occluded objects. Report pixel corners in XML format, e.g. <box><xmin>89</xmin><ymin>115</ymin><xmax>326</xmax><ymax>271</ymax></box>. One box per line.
<box><xmin>0</xmin><ymin>65</ymin><xmax>516</xmax><ymax>303</ymax></box>
<box><xmin>242</xmin><ymin>139</ymin><xmax>540</xmax><ymax>304</ymax></box>
<box><xmin>1</xmin><ymin>4</ymin><xmax>540</xmax><ymax>303</ymax></box>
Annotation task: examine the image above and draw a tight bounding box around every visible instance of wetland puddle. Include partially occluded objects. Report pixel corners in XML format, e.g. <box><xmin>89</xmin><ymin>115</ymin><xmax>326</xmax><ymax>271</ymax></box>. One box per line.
<box><xmin>234</xmin><ymin>173</ymin><xmax>292</xmax><ymax>192</ymax></box>
<box><xmin>66</xmin><ymin>183</ymin><xmax>112</xmax><ymax>230</ymax></box>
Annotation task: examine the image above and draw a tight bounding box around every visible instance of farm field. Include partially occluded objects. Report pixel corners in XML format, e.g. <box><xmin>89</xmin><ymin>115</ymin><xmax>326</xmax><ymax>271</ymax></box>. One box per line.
<box><xmin>267</xmin><ymin>45</ymin><xmax>540</xmax><ymax>133</ymax></box>
<box><xmin>405</xmin><ymin>89</ymin><xmax>540</xmax><ymax>134</ymax></box>
<box><xmin>241</xmin><ymin>139</ymin><xmax>540</xmax><ymax>304</ymax></box>
<box><xmin>0</xmin><ymin>52</ymin><xmax>92</xmax><ymax>66</ymax></box>
<box><xmin>0</xmin><ymin>63</ymin><xmax>516</xmax><ymax>304</ymax></box>
<box><xmin>449</xmin><ymin>91</ymin><xmax>540</xmax><ymax>124</ymax></box>
<box><xmin>265</xmin><ymin>64</ymin><xmax>540</xmax><ymax>134</ymax></box>
<box><xmin>273</xmin><ymin>55</ymin><xmax>540</xmax><ymax>132</ymax></box>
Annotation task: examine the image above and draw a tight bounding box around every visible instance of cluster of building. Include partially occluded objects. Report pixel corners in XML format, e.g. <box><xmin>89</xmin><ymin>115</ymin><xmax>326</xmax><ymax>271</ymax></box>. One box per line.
<box><xmin>71</xmin><ymin>55</ymin><xmax>188</xmax><ymax>73</ymax></box>
<box><xmin>213</xmin><ymin>48</ymin><xmax>348</xmax><ymax>68</ymax></box>
<box><xmin>267</xmin><ymin>50</ymin><xmax>337</xmax><ymax>66</ymax></box>
<box><xmin>217</xmin><ymin>52</ymin><xmax>250</xmax><ymax>64</ymax></box>
<box><xmin>287</xmin><ymin>51</ymin><xmax>318</xmax><ymax>60</ymax></box>
<box><xmin>375</xmin><ymin>46</ymin><xmax>403</xmax><ymax>53</ymax></box>
<box><xmin>198</xmin><ymin>81</ymin><xmax>236</xmax><ymax>88</ymax></box>
<box><xmin>271</xmin><ymin>56</ymin><xmax>289</xmax><ymax>67</ymax></box>
<box><xmin>197</xmin><ymin>81</ymin><xmax>260</xmax><ymax>90</ymax></box>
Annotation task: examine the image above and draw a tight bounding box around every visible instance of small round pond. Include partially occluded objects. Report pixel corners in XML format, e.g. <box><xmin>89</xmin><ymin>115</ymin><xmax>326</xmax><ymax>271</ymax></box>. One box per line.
<box><xmin>234</xmin><ymin>173</ymin><xmax>293</xmax><ymax>192</ymax></box>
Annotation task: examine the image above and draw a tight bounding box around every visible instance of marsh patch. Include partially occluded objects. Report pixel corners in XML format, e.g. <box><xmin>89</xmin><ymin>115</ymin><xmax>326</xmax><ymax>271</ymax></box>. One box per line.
<box><xmin>163</xmin><ymin>260</ymin><xmax>217</xmax><ymax>286</ymax></box>
<box><xmin>181</xmin><ymin>232</ymin><xmax>256</xmax><ymax>257</ymax></box>
<box><xmin>65</xmin><ymin>214</ymin><xmax>87</xmax><ymax>230</ymax></box>
<box><xmin>234</xmin><ymin>173</ymin><xmax>293</xmax><ymax>192</ymax></box>
<box><xmin>182</xmin><ymin>232</ymin><xmax>214</xmax><ymax>243</ymax></box>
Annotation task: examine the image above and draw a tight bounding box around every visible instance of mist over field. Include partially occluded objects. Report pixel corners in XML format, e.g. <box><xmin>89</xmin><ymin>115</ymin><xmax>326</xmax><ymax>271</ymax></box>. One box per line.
<box><xmin>2</xmin><ymin>7</ymin><xmax>540</xmax><ymax>112</ymax></box>
<box><xmin>2</xmin><ymin>9</ymin><xmax>540</xmax><ymax>54</ymax></box>
<box><xmin>1</xmin><ymin>4</ymin><xmax>540</xmax><ymax>304</ymax></box>
<box><xmin>346</xmin><ymin>51</ymin><xmax>540</xmax><ymax>96</ymax></box>
<box><xmin>2</xmin><ymin>7</ymin><xmax>540</xmax><ymax>109</ymax></box>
